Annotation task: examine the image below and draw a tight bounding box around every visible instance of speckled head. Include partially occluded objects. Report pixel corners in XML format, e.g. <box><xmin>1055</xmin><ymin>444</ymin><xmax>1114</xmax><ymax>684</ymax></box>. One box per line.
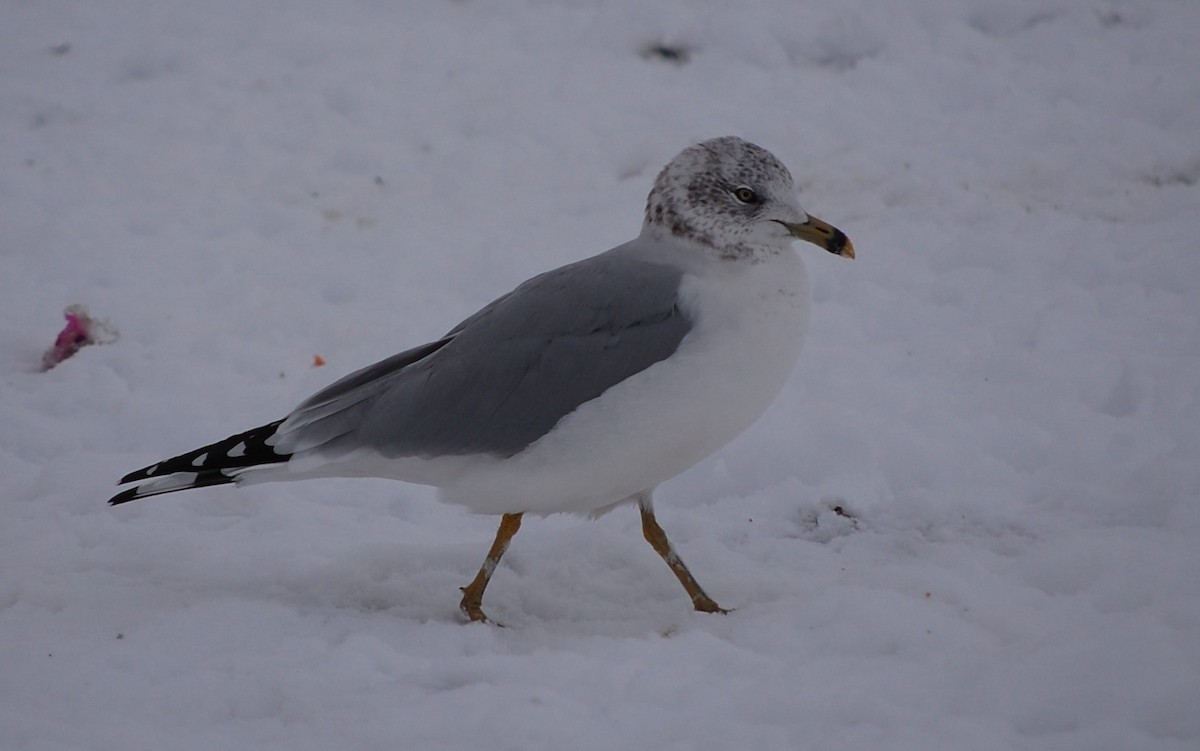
<box><xmin>644</xmin><ymin>136</ymin><xmax>854</xmax><ymax>261</ymax></box>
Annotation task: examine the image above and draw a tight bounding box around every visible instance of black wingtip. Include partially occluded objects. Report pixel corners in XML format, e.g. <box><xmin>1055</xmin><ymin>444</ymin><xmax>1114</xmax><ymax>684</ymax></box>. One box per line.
<box><xmin>109</xmin><ymin>419</ymin><xmax>290</xmax><ymax>504</ymax></box>
<box><xmin>118</xmin><ymin>466</ymin><xmax>152</xmax><ymax>485</ymax></box>
<box><xmin>108</xmin><ymin>469</ymin><xmax>241</xmax><ymax>507</ymax></box>
<box><xmin>108</xmin><ymin>487</ymin><xmax>141</xmax><ymax>506</ymax></box>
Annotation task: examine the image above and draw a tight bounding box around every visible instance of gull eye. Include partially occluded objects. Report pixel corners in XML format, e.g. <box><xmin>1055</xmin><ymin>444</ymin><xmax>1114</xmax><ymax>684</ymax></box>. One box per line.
<box><xmin>733</xmin><ymin>186</ymin><xmax>758</xmax><ymax>204</ymax></box>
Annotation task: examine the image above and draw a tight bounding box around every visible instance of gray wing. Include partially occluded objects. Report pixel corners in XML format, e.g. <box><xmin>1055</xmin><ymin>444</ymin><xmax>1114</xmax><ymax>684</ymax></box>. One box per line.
<box><xmin>275</xmin><ymin>249</ymin><xmax>693</xmax><ymax>459</ymax></box>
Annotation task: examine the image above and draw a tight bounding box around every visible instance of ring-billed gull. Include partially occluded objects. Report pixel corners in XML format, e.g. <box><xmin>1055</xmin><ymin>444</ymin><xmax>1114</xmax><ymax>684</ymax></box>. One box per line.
<box><xmin>109</xmin><ymin>136</ymin><xmax>854</xmax><ymax>622</ymax></box>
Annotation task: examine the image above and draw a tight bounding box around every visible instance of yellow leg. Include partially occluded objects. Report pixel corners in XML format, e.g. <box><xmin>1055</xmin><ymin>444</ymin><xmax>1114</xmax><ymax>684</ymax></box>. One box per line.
<box><xmin>638</xmin><ymin>496</ymin><xmax>728</xmax><ymax>614</ymax></box>
<box><xmin>460</xmin><ymin>513</ymin><xmax>523</xmax><ymax>623</ymax></box>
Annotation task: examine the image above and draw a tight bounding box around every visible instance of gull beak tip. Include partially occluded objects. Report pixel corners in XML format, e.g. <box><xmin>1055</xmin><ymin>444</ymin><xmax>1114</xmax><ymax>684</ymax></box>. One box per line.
<box><xmin>839</xmin><ymin>237</ymin><xmax>856</xmax><ymax>260</ymax></box>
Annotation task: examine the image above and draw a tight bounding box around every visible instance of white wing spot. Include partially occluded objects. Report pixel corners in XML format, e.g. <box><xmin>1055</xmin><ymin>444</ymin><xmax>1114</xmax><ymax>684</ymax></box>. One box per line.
<box><xmin>227</xmin><ymin>441</ymin><xmax>247</xmax><ymax>458</ymax></box>
<box><xmin>191</xmin><ymin>452</ymin><xmax>208</xmax><ymax>467</ymax></box>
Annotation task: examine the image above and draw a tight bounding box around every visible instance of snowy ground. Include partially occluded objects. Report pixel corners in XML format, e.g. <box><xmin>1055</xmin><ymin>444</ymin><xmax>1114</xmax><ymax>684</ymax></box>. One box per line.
<box><xmin>3</xmin><ymin>1</ymin><xmax>1199</xmax><ymax>749</ymax></box>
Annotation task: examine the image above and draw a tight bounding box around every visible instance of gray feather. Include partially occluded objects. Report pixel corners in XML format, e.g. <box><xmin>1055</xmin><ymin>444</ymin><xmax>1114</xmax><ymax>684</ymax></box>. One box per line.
<box><xmin>275</xmin><ymin>246</ymin><xmax>693</xmax><ymax>459</ymax></box>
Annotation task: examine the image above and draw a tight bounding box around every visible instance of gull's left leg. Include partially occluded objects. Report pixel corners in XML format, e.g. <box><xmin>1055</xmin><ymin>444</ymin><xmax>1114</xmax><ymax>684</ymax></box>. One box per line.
<box><xmin>460</xmin><ymin>512</ymin><xmax>523</xmax><ymax>623</ymax></box>
<box><xmin>637</xmin><ymin>493</ymin><xmax>728</xmax><ymax>614</ymax></box>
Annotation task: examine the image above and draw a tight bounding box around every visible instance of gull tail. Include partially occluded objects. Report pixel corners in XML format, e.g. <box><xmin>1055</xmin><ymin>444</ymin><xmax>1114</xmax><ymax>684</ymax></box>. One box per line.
<box><xmin>109</xmin><ymin>419</ymin><xmax>291</xmax><ymax>505</ymax></box>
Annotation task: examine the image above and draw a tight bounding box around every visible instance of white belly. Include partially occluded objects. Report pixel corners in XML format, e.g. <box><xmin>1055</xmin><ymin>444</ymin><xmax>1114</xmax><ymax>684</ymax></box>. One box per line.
<box><xmin>438</xmin><ymin>249</ymin><xmax>812</xmax><ymax>516</ymax></box>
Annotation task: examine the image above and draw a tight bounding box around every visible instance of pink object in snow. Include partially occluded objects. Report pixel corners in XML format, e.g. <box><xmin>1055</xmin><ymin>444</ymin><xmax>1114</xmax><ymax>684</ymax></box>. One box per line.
<box><xmin>40</xmin><ymin>304</ymin><xmax>118</xmax><ymax>371</ymax></box>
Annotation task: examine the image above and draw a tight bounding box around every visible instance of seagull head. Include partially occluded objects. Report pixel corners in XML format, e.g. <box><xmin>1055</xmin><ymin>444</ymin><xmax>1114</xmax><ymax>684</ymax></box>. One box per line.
<box><xmin>644</xmin><ymin>136</ymin><xmax>854</xmax><ymax>261</ymax></box>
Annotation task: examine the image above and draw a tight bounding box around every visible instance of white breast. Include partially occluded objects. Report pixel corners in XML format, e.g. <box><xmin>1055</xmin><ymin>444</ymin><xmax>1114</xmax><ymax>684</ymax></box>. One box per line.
<box><xmin>438</xmin><ymin>249</ymin><xmax>812</xmax><ymax>516</ymax></box>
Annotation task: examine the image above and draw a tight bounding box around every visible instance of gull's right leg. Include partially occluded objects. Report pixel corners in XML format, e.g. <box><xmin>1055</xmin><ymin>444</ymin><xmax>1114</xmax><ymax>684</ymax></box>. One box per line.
<box><xmin>460</xmin><ymin>512</ymin><xmax>523</xmax><ymax>624</ymax></box>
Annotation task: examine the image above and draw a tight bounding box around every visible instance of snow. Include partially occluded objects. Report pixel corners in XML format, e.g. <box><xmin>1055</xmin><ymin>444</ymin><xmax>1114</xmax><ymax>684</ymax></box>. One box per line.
<box><xmin>2</xmin><ymin>0</ymin><xmax>1198</xmax><ymax>748</ymax></box>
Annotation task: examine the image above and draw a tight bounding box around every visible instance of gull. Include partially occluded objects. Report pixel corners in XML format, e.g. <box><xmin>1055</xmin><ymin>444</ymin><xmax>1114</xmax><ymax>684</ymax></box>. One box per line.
<box><xmin>109</xmin><ymin>136</ymin><xmax>854</xmax><ymax>622</ymax></box>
